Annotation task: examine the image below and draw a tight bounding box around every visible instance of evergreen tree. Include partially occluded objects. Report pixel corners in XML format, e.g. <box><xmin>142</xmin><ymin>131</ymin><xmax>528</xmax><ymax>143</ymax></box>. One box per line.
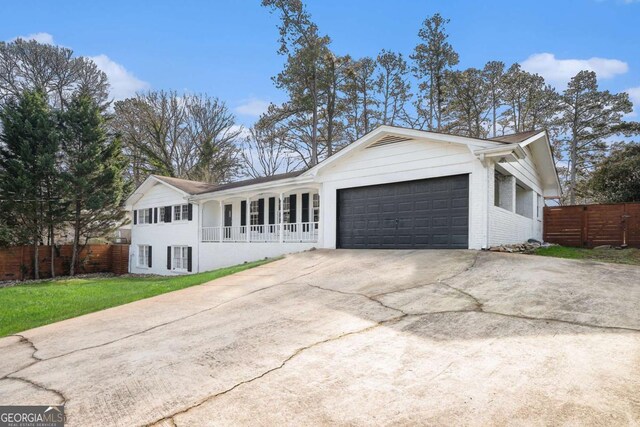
<box><xmin>411</xmin><ymin>13</ymin><xmax>459</xmax><ymax>131</ymax></box>
<box><xmin>60</xmin><ymin>93</ymin><xmax>128</xmax><ymax>275</ymax></box>
<box><xmin>262</xmin><ymin>0</ymin><xmax>332</xmax><ymax>166</ymax></box>
<box><xmin>499</xmin><ymin>64</ymin><xmax>559</xmax><ymax>134</ymax></box>
<box><xmin>445</xmin><ymin>68</ymin><xmax>491</xmax><ymax>138</ymax></box>
<box><xmin>376</xmin><ymin>50</ymin><xmax>411</xmax><ymax>127</ymax></box>
<box><xmin>590</xmin><ymin>142</ymin><xmax>640</xmax><ymax>203</ymax></box>
<box><xmin>342</xmin><ymin>56</ymin><xmax>380</xmax><ymax>141</ymax></box>
<box><xmin>482</xmin><ymin>61</ymin><xmax>505</xmax><ymax>137</ymax></box>
<box><xmin>558</xmin><ymin>71</ymin><xmax>633</xmax><ymax>204</ymax></box>
<box><xmin>0</xmin><ymin>89</ymin><xmax>59</xmax><ymax>279</ymax></box>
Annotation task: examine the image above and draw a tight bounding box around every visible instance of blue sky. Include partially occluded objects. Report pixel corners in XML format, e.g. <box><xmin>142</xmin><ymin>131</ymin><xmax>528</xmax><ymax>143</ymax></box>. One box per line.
<box><xmin>3</xmin><ymin>0</ymin><xmax>640</xmax><ymax>126</ymax></box>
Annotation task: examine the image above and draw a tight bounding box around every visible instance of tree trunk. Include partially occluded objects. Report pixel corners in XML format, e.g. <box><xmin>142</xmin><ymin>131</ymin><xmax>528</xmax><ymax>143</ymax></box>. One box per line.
<box><xmin>50</xmin><ymin>225</ymin><xmax>55</xmax><ymax>279</ymax></box>
<box><xmin>70</xmin><ymin>200</ymin><xmax>81</xmax><ymax>276</ymax></box>
<box><xmin>569</xmin><ymin>136</ymin><xmax>577</xmax><ymax>205</ymax></box>
<box><xmin>492</xmin><ymin>93</ymin><xmax>497</xmax><ymax>137</ymax></box>
<box><xmin>33</xmin><ymin>240</ymin><xmax>39</xmax><ymax>280</ymax></box>
<box><xmin>311</xmin><ymin>70</ymin><xmax>318</xmax><ymax>166</ymax></box>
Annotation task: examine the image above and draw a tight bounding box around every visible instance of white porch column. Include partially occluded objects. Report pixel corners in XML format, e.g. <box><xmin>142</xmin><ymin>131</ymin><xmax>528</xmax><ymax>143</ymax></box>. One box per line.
<box><xmin>219</xmin><ymin>201</ymin><xmax>223</xmax><ymax>243</ymax></box>
<box><xmin>316</xmin><ymin>190</ymin><xmax>322</xmax><ymax>246</ymax></box>
<box><xmin>246</xmin><ymin>197</ymin><xmax>251</xmax><ymax>242</ymax></box>
<box><xmin>279</xmin><ymin>192</ymin><xmax>284</xmax><ymax>243</ymax></box>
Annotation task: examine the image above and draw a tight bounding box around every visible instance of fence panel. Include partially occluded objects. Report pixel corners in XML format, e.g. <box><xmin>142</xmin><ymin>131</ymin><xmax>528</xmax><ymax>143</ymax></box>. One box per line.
<box><xmin>544</xmin><ymin>203</ymin><xmax>640</xmax><ymax>248</ymax></box>
<box><xmin>0</xmin><ymin>244</ymin><xmax>129</xmax><ymax>281</ymax></box>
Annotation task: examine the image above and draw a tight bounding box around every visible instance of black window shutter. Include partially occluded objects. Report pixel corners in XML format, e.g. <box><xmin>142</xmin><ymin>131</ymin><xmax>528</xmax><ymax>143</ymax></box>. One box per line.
<box><xmin>167</xmin><ymin>246</ymin><xmax>171</xmax><ymax>270</ymax></box>
<box><xmin>289</xmin><ymin>194</ymin><xmax>297</xmax><ymax>223</ymax></box>
<box><xmin>187</xmin><ymin>247</ymin><xmax>193</xmax><ymax>272</ymax></box>
<box><xmin>241</xmin><ymin>201</ymin><xmax>247</xmax><ymax>226</ymax></box>
<box><xmin>268</xmin><ymin>197</ymin><xmax>275</xmax><ymax>225</ymax></box>
<box><xmin>188</xmin><ymin>203</ymin><xmax>193</xmax><ymax>221</ymax></box>
<box><xmin>258</xmin><ymin>199</ymin><xmax>265</xmax><ymax>225</ymax></box>
<box><xmin>301</xmin><ymin>193</ymin><xmax>309</xmax><ymax>223</ymax></box>
<box><xmin>148</xmin><ymin>208</ymin><xmax>153</xmax><ymax>222</ymax></box>
<box><xmin>165</xmin><ymin>206</ymin><xmax>172</xmax><ymax>222</ymax></box>
<box><xmin>154</xmin><ymin>208</ymin><xmax>158</xmax><ymax>223</ymax></box>
<box><xmin>148</xmin><ymin>246</ymin><xmax>153</xmax><ymax>268</ymax></box>
<box><xmin>133</xmin><ymin>210</ymin><xmax>137</xmax><ymax>225</ymax></box>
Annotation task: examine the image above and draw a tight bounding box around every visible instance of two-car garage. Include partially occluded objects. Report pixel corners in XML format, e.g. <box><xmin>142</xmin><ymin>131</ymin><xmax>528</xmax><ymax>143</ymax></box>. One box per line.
<box><xmin>336</xmin><ymin>174</ymin><xmax>469</xmax><ymax>249</ymax></box>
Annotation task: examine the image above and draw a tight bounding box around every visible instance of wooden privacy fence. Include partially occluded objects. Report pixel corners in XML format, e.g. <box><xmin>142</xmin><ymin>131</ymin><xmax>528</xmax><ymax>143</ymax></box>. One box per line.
<box><xmin>0</xmin><ymin>244</ymin><xmax>130</xmax><ymax>281</ymax></box>
<box><xmin>544</xmin><ymin>203</ymin><xmax>640</xmax><ymax>248</ymax></box>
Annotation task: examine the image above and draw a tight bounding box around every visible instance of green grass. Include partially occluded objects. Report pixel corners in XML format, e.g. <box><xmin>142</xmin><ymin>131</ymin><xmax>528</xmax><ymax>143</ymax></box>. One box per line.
<box><xmin>534</xmin><ymin>246</ymin><xmax>640</xmax><ymax>266</ymax></box>
<box><xmin>0</xmin><ymin>258</ymin><xmax>276</xmax><ymax>337</ymax></box>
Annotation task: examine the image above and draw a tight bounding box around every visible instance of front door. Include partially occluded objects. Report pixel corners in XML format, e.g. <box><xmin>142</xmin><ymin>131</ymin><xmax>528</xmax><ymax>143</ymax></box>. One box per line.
<box><xmin>224</xmin><ymin>204</ymin><xmax>232</xmax><ymax>238</ymax></box>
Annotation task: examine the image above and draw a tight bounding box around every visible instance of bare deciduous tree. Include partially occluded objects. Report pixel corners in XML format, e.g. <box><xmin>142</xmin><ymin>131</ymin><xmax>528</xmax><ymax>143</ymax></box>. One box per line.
<box><xmin>113</xmin><ymin>91</ymin><xmax>241</xmax><ymax>186</ymax></box>
<box><xmin>241</xmin><ymin>126</ymin><xmax>300</xmax><ymax>177</ymax></box>
<box><xmin>0</xmin><ymin>38</ymin><xmax>109</xmax><ymax>109</ymax></box>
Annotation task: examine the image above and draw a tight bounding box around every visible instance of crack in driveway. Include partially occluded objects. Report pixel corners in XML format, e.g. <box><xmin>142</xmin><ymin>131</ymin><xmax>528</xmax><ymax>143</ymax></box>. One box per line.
<box><xmin>1</xmin><ymin>375</ymin><xmax>67</xmax><ymax>404</ymax></box>
<box><xmin>304</xmin><ymin>283</ymin><xmax>409</xmax><ymax>316</ymax></box>
<box><xmin>3</xmin><ymin>259</ymin><xmax>335</xmax><ymax>378</ymax></box>
<box><xmin>148</xmin><ymin>314</ymin><xmax>407</xmax><ymax>427</ymax></box>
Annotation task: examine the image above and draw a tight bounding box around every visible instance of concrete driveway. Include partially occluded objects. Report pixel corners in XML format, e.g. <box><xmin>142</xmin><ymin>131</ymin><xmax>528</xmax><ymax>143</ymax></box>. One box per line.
<box><xmin>1</xmin><ymin>250</ymin><xmax>639</xmax><ymax>426</ymax></box>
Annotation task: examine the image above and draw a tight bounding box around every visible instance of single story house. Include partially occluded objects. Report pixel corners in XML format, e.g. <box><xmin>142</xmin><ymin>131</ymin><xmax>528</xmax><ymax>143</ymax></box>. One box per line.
<box><xmin>124</xmin><ymin>125</ymin><xmax>561</xmax><ymax>275</ymax></box>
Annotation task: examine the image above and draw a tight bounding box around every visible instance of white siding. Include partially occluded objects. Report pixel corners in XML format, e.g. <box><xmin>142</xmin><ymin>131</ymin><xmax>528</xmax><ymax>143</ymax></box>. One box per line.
<box><xmin>489</xmin><ymin>206</ymin><xmax>541</xmax><ymax>245</ymax></box>
<box><xmin>199</xmin><ymin>242</ymin><xmax>316</xmax><ymax>271</ymax></box>
<box><xmin>316</xmin><ymin>138</ymin><xmax>488</xmax><ymax>249</ymax></box>
<box><xmin>487</xmin><ymin>159</ymin><xmax>543</xmax><ymax>246</ymax></box>
<box><xmin>130</xmin><ymin>183</ymin><xmax>199</xmax><ymax>275</ymax></box>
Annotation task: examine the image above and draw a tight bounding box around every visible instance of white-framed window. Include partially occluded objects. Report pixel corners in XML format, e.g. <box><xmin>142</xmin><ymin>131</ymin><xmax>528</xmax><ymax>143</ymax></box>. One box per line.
<box><xmin>138</xmin><ymin>209</ymin><xmax>151</xmax><ymax>224</ymax></box>
<box><xmin>281</xmin><ymin>196</ymin><xmax>291</xmax><ymax>223</ymax></box>
<box><xmin>537</xmin><ymin>194</ymin><xmax>544</xmax><ymax>219</ymax></box>
<box><xmin>172</xmin><ymin>246</ymin><xmax>189</xmax><ymax>270</ymax></box>
<box><xmin>312</xmin><ymin>193</ymin><xmax>320</xmax><ymax>223</ymax></box>
<box><xmin>159</xmin><ymin>207</ymin><xmax>166</xmax><ymax>223</ymax></box>
<box><xmin>250</xmin><ymin>200</ymin><xmax>260</xmax><ymax>226</ymax></box>
<box><xmin>138</xmin><ymin>245</ymin><xmax>150</xmax><ymax>267</ymax></box>
<box><xmin>174</xmin><ymin>204</ymin><xmax>189</xmax><ymax>221</ymax></box>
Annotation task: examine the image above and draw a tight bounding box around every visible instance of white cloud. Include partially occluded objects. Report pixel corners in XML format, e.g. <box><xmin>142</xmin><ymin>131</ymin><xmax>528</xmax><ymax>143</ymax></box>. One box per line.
<box><xmin>11</xmin><ymin>32</ymin><xmax>55</xmax><ymax>45</ymax></box>
<box><xmin>626</xmin><ymin>87</ymin><xmax>640</xmax><ymax>117</ymax></box>
<box><xmin>229</xmin><ymin>124</ymin><xmax>251</xmax><ymax>139</ymax></box>
<box><xmin>521</xmin><ymin>53</ymin><xmax>628</xmax><ymax>87</ymax></box>
<box><xmin>235</xmin><ymin>97</ymin><xmax>270</xmax><ymax>117</ymax></box>
<box><xmin>89</xmin><ymin>54</ymin><xmax>149</xmax><ymax>100</ymax></box>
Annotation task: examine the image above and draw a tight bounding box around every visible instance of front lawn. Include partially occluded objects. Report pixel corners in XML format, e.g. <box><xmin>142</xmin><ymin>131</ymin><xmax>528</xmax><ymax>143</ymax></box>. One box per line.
<box><xmin>534</xmin><ymin>246</ymin><xmax>640</xmax><ymax>266</ymax></box>
<box><xmin>0</xmin><ymin>258</ymin><xmax>275</xmax><ymax>337</ymax></box>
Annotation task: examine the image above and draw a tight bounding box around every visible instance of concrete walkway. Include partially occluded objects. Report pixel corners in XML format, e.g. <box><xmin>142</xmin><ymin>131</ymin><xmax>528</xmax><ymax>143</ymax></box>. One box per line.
<box><xmin>1</xmin><ymin>250</ymin><xmax>639</xmax><ymax>426</ymax></box>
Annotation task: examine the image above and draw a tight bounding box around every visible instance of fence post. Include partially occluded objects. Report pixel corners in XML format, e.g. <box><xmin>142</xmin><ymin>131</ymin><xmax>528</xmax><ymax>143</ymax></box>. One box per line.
<box><xmin>581</xmin><ymin>206</ymin><xmax>588</xmax><ymax>247</ymax></box>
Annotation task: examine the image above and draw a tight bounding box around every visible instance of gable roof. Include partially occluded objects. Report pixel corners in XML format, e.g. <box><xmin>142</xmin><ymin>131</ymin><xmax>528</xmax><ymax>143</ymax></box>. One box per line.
<box><xmin>154</xmin><ymin>175</ymin><xmax>219</xmax><ymax>195</ymax></box>
<box><xmin>126</xmin><ymin>171</ymin><xmax>308</xmax><ymax>206</ymax></box>
<box><xmin>489</xmin><ymin>130</ymin><xmax>541</xmax><ymax>144</ymax></box>
<box><xmin>201</xmin><ymin>171</ymin><xmax>305</xmax><ymax>194</ymax></box>
<box><xmin>127</xmin><ymin>126</ymin><xmax>561</xmax><ymax>204</ymax></box>
<box><xmin>302</xmin><ymin>125</ymin><xmax>500</xmax><ymax>177</ymax></box>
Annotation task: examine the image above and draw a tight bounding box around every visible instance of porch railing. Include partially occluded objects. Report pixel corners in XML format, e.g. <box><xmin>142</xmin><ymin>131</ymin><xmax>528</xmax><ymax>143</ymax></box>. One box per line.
<box><xmin>201</xmin><ymin>222</ymin><xmax>318</xmax><ymax>243</ymax></box>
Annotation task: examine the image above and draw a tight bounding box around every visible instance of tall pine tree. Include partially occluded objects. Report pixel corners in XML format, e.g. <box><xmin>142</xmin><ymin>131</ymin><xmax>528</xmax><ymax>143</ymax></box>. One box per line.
<box><xmin>0</xmin><ymin>89</ymin><xmax>59</xmax><ymax>279</ymax></box>
<box><xmin>411</xmin><ymin>13</ymin><xmax>459</xmax><ymax>131</ymax></box>
<box><xmin>558</xmin><ymin>70</ymin><xmax>633</xmax><ymax>204</ymax></box>
<box><xmin>60</xmin><ymin>93</ymin><xmax>128</xmax><ymax>275</ymax></box>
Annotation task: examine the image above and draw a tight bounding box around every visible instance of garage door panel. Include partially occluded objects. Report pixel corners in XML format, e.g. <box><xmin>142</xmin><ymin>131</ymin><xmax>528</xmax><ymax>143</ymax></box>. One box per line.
<box><xmin>337</xmin><ymin>174</ymin><xmax>469</xmax><ymax>249</ymax></box>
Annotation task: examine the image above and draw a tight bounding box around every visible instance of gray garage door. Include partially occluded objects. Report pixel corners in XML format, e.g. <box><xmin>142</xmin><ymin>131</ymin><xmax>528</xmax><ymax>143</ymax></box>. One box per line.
<box><xmin>337</xmin><ymin>175</ymin><xmax>469</xmax><ymax>249</ymax></box>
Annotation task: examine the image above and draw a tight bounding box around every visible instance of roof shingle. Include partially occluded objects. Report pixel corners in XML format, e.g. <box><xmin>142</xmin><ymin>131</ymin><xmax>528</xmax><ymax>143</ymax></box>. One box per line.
<box><xmin>153</xmin><ymin>170</ymin><xmax>305</xmax><ymax>196</ymax></box>
<box><xmin>488</xmin><ymin>130</ymin><xmax>542</xmax><ymax>144</ymax></box>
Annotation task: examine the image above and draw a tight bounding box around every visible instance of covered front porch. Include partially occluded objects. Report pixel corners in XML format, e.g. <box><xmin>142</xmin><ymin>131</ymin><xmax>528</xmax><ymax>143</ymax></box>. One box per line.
<box><xmin>199</xmin><ymin>186</ymin><xmax>320</xmax><ymax>244</ymax></box>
